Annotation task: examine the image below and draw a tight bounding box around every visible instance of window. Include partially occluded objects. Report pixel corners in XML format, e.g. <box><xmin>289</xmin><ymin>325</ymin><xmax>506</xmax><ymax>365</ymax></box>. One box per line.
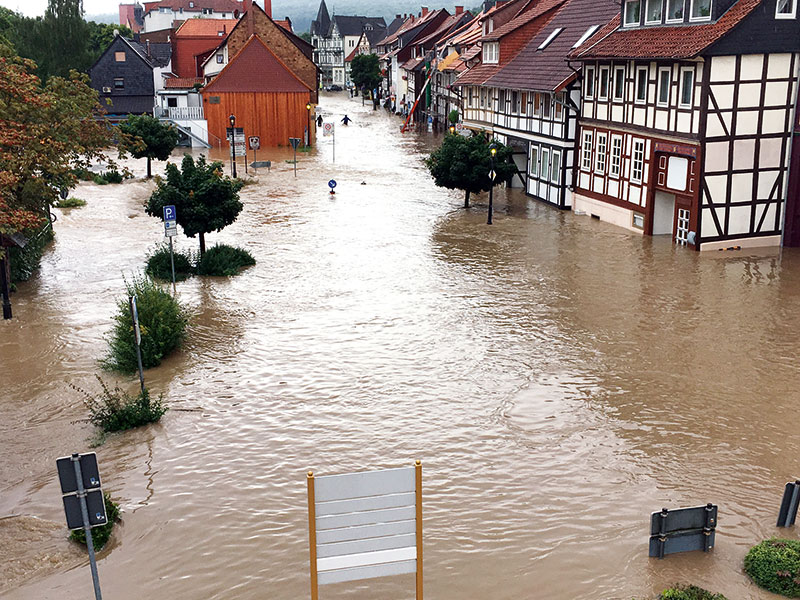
<box><xmin>667</xmin><ymin>156</ymin><xmax>689</xmax><ymax>190</ymax></box>
<box><xmin>543</xmin><ymin>93</ymin><xmax>551</xmax><ymax>118</ymax></box>
<box><xmin>690</xmin><ymin>0</ymin><xmax>711</xmax><ymax>20</ymax></box>
<box><xmin>551</xmin><ymin>150</ymin><xmax>561</xmax><ymax>183</ymax></box>
<box><xmin>115</xmin><ymin>51</ymin><xmax>126</xmax><ymax>62</ymax></box>
<box><xmin>541</xmin><ymin>148</ymin><xmax>550</xmax><ymax>180</ymax></box>
<box><xmin>531</xmin><ymin>145</ymin><xmax>539</xmax><ymax>176</ymax></box>
<box><xmin>599</xmin><ymin>66</ymin><xmax>610</xmax><ymax>99</ymax></box>
<box><xmin>585</xmin><ymin>66</ymin><xmax>595</xmax><ymax>98</ymax></box>
<box><xmin>646</xmin><ymin>0</ymin><xmax>663</xmax><ymax>23</ymax></box>
<box><xmin>498</xmin><ymin>89</ymin><xmax>506</xmax><ymax>111</ymax></box>
<box><xmin>573</xmin><ymin>25</ymin><xmax>600</xmax><ymax>48</ymax></box>
<box><xmin>777</xmin><ymin>0</ymin><xmax>797</xmax><ymax>18</ymax></box>
<box><xmin>349</xmin><ymin>40</ymin><xmax>355</xmax><ymax>48</ymax></box>
<box><xmin>512</xmin><ymin>91</ymin><xmax>519</xmax><ymax>113</ymax></box>
<box><xmin>189</xmin><ymin>1</ymin><xmax>194</xmax><ymax>6</ymax></box>
<box><xmin>635</xmin><ymin>66</ymin><xmax>648</xmax><ymax>103</ymax></box>
<box><xmin>534</xmin><ymin>92</ymin><xmax>541</xmax><ymax>114</ymax></box>
<box><xmin>216</xmin><ymin>53</ymin><xmax>224</xmax><ymax>63</ymax></box>
<box><xmin>480</xmin><ymin>88</ymin><xmax>487</xmax><ymax>108</ymax></box>
<box><xmin>613</xmin><ymin>66</ymin><xmax>625</xmax><ymax>100</ymax></box>
<box><xmin>202</xmin><ymin>7</ymin><xmax>212</xmax><ymax>14</ymax></box>
<box><xmin>209</xmin><ymin>96</ymin><xmax>220</xmax><ymax>104</ymax></box>
<box><xmin>159</xmin><ymin>6</ymin><xmax>169</xmax><ymax>12</ymax></box>
<box><xmin>595</xmin><ymin>133</ymin><xmax>607</xmax><ymax>174</ymax></box>
<box><xmin>521</xmin><ymin>92</ymin><xmax>527</xmax><ymax>115</ymax></box>
<box><xmin>555</xmin><ymin>93</ymin><xmax>563</xmax><ymax>119</ymax></box>
<box><xmin>624</xmin><ymin>0</ymin><xmax>641</xmax><ymax>25</ymax></box>
<box><xmin>610</xmin><ymin>136</ymin><xmax>623</xmax><ymax>177</ymax></box>
<box><xmin>632</xmin><ymin>139</ymin><xmax>645</xmax><ymax>182</ymax></box>
<box><xmin>114</xmin><ymin>78</ymin><xmax>124</xmax><ymax>89</ymax></box>
<box><xmin>167</xmin><ymin>97</ymin><xmax>178</xmax><ymax>108</ymax></box>
<box><xmin>657</xmin><ymin>68</ymin><xmax>671</xmax><ymax>105</ymax></box>
<box><xmin>582</xmin><ymin>131</ymin><xmax>593</xmax><ymax>170</ymax></box>
<box><xmin>679</xmin><ymin>68</ymin><xmax>694</xmax><ymax>107</ymax></box>
<box><xmin>538</xmin><ymin>28</ymin><xmax>564</xmax><ymax>51</ymax></box>
<box><xmin>483</xmin><ymin>42</ymin><xmax>499</xmax><ymax>64</ymax></box>
<box><xmin>666</xmin><ymin>0</ymin><xmax>684</xmax><ymax>21</ymax></box>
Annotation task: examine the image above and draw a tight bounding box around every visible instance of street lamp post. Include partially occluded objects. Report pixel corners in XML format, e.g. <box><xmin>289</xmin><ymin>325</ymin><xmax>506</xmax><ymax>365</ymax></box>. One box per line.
<box><xmin>306</xmin><ymin>102</ymin><xmax>312</xmax><ymax>147</ymax></box>
<box><xmin>229</xmin><ymin>114</ymin><xmax>237</xmax><ymax>179</ymax></box>
<box><xmin>488</xmin><ymin>142</ymin><xmax>497</xmax><ymax>225</ymax></box>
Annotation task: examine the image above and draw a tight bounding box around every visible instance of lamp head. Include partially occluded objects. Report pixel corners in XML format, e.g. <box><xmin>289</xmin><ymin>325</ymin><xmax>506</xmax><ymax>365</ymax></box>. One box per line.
<box><xmin>229</xmin><ymin>114</ymin><xmax>235</xmax><ymax>126</ymax></box>
<box><xmin>449</xmin><ymin>125</ymin><xmax>455</xmax><ymax>134</ymax></box>
<box><xmin>489</xmin><ymin>142</ymin><xmax>497</xmax><ymax>157</ymax></box>
<box><xmin>306</xmin><ymin>103</ymin><xmax>312</xmax><ymax>110</ymax></box>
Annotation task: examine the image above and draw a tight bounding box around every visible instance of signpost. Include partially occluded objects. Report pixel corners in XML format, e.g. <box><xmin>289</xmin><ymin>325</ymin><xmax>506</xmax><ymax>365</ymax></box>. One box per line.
<box><xmin>57</xmin><ymin>453</ymin><xmax>107</xmax><ymax>600</ymax></box>
<box><xmin>163</xmin><ymin>205</ymin><xmax>177</xmax><ymax>294</ymax></box>
<box><xmin>328</xmin><ymin>179</ymin><xmax>337</xmax><ymax>195</ymax></box>
<box><xmin>249</xmin><ymin>136</ymin><xmax>260</xmax><ymax>168</ymax></box>
<box><xmin>226</xmin><ymin>127</ymin><xmax>245</xmax><ymax>177</ymax></box>
<box><xmin>289</xmin><ymin>137</ymin><xmax>301</xmax><ymax>177</ymax></box>
<box><xmin>323</xmin><ymin>122</ymin><xmax>335</xmax><ymax>163</ymax></box>
<box><xmin>778</xmin><ymin>480</ymin><xmax>800</xmax><ymax>527</ymax></box>
<box><xmin>129</xmin><ymin>295</ymin><xmax>145</xmax><ymax>394</ymax></box>
<box><xmin>649</xmin><ymin>504</ymin><xmax>717</xmax><ymax>558</ymax></box>
<box><xmin>307</xmin><ymin>461</ymin><xmax>423</xmax><ymax>599</ymax></box>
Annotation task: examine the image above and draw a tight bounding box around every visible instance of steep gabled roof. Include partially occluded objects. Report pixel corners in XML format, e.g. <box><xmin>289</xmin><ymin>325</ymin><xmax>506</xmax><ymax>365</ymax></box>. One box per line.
<box><xmin>489</xmin><ymin>0</ymin><xmax>618</xmax><ymax>92</ymax></box>
<box><xmin>310</xmin><ymin>0</ymin><xmax>331</xmax><ymax>36</ymax></box>
<box><xmin>203</xmin><ymin>34</ymin><xmax>311</xmax><ymax>93</ymax></box>
<box><xmin>484</xmin><ymin>0</ymin><xmax>566</xmax><ymax>41</ymax></box>
<box><xmin>413</xmin><ymin>12</ymin><xmax>473</xmax><ymax>49</ymax></box>
<box><xmin>331</xmin><ymin>15</ymin><xmax>387</xmax><ymax>37</ymax></box>
<box><xmin>573</xmin><ymin>0</ymin><xmax>761</xmax><ymax>60</ymax></box>
<box><xmin>375</xmin><ymin>8</ymin><xmax>442</xmax><ymax>47</ymax></box>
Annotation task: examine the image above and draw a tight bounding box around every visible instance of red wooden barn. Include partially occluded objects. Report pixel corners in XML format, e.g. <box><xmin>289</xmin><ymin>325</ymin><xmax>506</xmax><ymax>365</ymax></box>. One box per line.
<box><xmin>202</xmin><ymin>34</ymin><xmax>314</xmax><ymax>148</ymax></box>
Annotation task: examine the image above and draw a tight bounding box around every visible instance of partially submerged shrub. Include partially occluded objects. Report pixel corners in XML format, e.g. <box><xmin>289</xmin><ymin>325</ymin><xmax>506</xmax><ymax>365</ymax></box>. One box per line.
<box><xmin>145</xmin><ymin>244</ymin><xmax>195</xmax><ymax>281</ymax></box>
<box><xmin>658</xmin><ymin>585</ymin><xmax>728</xmax><ymax>600</ymax></box>
<box><xmin>92</xmin><ymin>174</ymin><xmax>109</xmax><ymax>185</ymax></box>
<box><xmin>103</xmin><ymin>170</ymin><xmax>124</xmax><ymax>184</ymax></box>
<box><xmin>55</xmin><ymin>197</ymin><xmax>87</xmax><ymax>208</ymax></box>
<box><xmin>196</xmin><ymin>244</ymin><xmax>255</xmax><ymax>277</ymax></box>
<box><xmin>745</xmin><ymin>538</ymin><xmax>800</xmax><ymax>597</ymax></box>
<box><xmin>72</xmin><ymin>375</ymin><xmax>167</xmax><ymax>432</ymax></box>
<box><xmin>103</xmin><ymin>275</ymin><xmax>188</xmax><ymax>373</ymax></box>
<box><xmin>70</xmin><ymin>492</ymin><xmax>121</xmax><ymax>550</ymax></box>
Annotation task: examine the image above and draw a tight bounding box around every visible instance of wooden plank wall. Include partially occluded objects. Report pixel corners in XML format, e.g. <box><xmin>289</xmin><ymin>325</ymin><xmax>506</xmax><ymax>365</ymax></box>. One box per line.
<box><xmin>204</xmin><ymin>92</ymin><xmax>315</xmax><ymax>147</ymax></box>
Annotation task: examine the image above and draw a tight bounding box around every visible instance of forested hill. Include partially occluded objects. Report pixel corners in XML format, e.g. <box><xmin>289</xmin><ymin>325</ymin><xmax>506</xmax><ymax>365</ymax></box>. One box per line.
<box><xmin>273</xmin><ymin>0</ymin><xmax>477</xmax><ymax>33</ymax></box>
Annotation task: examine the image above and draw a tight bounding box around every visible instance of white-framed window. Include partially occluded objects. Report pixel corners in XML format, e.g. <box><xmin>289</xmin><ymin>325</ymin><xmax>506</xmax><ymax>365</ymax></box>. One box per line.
<box><xmin>657</xmin><ymin>67</ymin><xmax>671</xmax><ymax>106</ymax></box>
<box><xmin>538</xmin><ymin>28</ymin><xmax>564</xmax><ymax>51</ymax></box>
<box><xmin>635</xmin><ymin>66</ymin><xmax>648</xmax><ymax>103</ymax></box>
<box><xmin>595</xmin><ymin>133</ymin><xmax>607</xmax><ymax>174</ymax></box>
<box><xmin>483</xmin><ymin>42</ymin><xmax>499</xmax><ymax>64</ymax></box>
<box><xmin>521</xmin><ymin>92</ymin><xmax>527</xmax><ymax>115</ymax></box>
<box><xmin>582</xmin><ymin>131</ymin><xmax>593</xmax><ymax>170</ymax></box>
<box><xmin>585</xmin><ymin>65</ymin><xmax>596</xmax><ymax>99</ymax></box>
<box><xmin>189</xmin><ymin>1</ymin><xmax>194</xmax><ymax>6</ymax></box>
<box><xmin>690</xmin><ymin>0</ymin><xmax>711</xmax><ymax>20</ymax></box>
<box><xmin>216</xmin><ymin>53</ymin><xmax>224</xmax><ymax>64</ymax></box>
<box><xmin>202</xmin><ymin>7</ymin><xmax>212</xmax><ymax>14</ymax></box>
<box><xmin>480</xmin><ymin>88</ymin><xmax>487</xmax><ymax>108</ymax></box>
<box><xmin>159</xmin><ymin>6</ymin><xmax>170</xmax><ymax>12</ymax></box>
<box><xmin>632</xmin><ymin>139</ymin><xmax>645</xmax><ymax>183</ymax></box>
<box><xmin>610</xmin><ymin>135</ymin><xmax>623</xmax><ymax>177</ymax></box>
<box><xmin>613</xmin><ymin>66</ymin><xmax>626</xmax><ymax>101</ymax></box>
<box><xmin>555</xmin><ymin>93</ymin><xmax>563</xmax><ymax>119</ymax></box>
<box><xmin>666</xmin><ymin>0</ymin><xmax>684</xmax><ymax>21</ymax></box>
<box><xmin>624</xmin><ymin>0</ymin><xmax>642</xmax><ymax>25</ymax></box>
<box><xmin>646</xmin><ymin>0</ymin><xmax>663</xmax><ymax>23</ymax></box>
<box><xmin>114</xmin><ymin>77</ymin><xmax>124</xmax><ymax>89</ymax></box>
<box><xmin>679</xmin><ymin>67</ymin><xmax>694</xmax><ymax>107</ymax></box>
<box><xmin>530</xmin><ymin>145</ymin><xmax>539</xmax><ymax>177</ymax></box>
<box><xmin>543</xmin><ymin>93</ymin><xmax>551</xmax><ymax>118</ymax></box>
<box><xmin>551</xmin><ymin>150</ymin><xmax>561</xmax><ymax>184</ymax></box>
<box><xmin>512</xmin><ymin>91</ymin><xmax>519</xmax><ymax>113</ymax></box>
<box><xmin>599</xmin><ymin>66</ymin><xmax>610</xmax><ymax>99</ymax></box>
<box><xmin>541</xmin><ymin>147</ymin><xmax>551</xmax><ymax>181</ymax></box>
<box><xmin>573</xmin><ymin>24</ymin><xmax>601</xmax><ymax>48</ymax></box>
<box><xmin>777</xmin><ymin>0</ymin><xmax>797</xmax><ymax>18</ymax></box>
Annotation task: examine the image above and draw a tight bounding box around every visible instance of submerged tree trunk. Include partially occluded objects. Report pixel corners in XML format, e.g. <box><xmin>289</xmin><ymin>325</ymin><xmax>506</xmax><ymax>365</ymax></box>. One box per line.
<box><xmin>146</xmin><ymin>157</ymin><xmax>152</xmax><ymax>179</ymax></box>
<box><xmin>199</xmin><ymin>232</ymin><xmax>206</xmax><ymax>255</ymax></box>
<box><xmin>464</xmin><ymin>189</ymin><xmax>471</xmax><ymax>208</ymax></box>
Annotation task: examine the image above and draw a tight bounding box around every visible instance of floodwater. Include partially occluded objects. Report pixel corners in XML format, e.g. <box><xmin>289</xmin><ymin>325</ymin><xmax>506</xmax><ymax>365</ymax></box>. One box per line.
<box><xmin>2</xmin><ymin>92</ymin><xmax>799</xmax><ymax>600</ymax></box>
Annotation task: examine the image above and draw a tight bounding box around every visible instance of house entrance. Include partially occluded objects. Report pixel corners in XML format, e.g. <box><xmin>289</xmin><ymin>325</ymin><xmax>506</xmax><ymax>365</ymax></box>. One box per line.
<box><xmin>652</xmin><ymin>191</ymin><xmax>676</xmax><ymax>236</ymax></box>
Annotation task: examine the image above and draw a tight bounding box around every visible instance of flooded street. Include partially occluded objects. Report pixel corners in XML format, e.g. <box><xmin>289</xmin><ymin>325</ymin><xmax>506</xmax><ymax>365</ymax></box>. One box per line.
<box><xmin>2</xmin><ymin>91</ymin><xmax>800</xmax><ymax>599</ymax></box>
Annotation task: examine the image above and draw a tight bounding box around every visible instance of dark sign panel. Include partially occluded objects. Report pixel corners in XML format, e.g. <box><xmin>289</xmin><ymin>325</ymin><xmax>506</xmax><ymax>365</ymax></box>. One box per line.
<box><xmin>63</xmin><ymin>489</ymin><xmax>107</xmax><ymax>530</ymax></box>
<box><xmin>57</xmin><ymin>453</ymin><xmax>102</xmax><ymax>495</ymax></box>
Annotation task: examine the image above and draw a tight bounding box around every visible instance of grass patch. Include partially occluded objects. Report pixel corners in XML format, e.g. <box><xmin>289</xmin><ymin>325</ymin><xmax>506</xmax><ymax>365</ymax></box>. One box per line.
<box><xmin>745</xmin><ymin>538</ymin><xmax>800</xmax><ymax>597</ymax></box>
<box><xmin>657</xmin><ymin>585</ymin><xmax>728</xmax><ymax>600</ymax></box>
<box><xmin>145</xmin><ymin>244</ymin><xmax>195</xmax><ymax>282</ymax></box>
<box><xmin>55</xmin><ymin>197</ymin><xmax>87</xmax><ymax>208</ymax></box>
<box><xmin>72</xmin><ymin>375</ymin><xmax>167</xmax><ymax>432</ymax></box>
<box><xmin>103</xmin><ymin>275</ymin><xmax>189</xmax><ymax>374</ymax></box>
<box><xmin>197</xmin><ymin>244</ymin><xmax>255</xmax><ymax>277</ymax></box>
<box><xmin>70</xmin><ymin>492</ymin><xmax>121</xmax><ymax>550</ymax></box>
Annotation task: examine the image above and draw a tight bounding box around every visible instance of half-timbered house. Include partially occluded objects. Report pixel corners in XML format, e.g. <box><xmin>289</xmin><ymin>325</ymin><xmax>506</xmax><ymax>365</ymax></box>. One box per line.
<box><xmin>572</xmin><ymin>0</ymin><xmax>800</xmax><ymax>250</ymax></box>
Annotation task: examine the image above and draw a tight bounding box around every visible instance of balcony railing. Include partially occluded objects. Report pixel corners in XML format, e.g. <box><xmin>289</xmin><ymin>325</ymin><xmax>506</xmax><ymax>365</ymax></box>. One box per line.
<box><xmin>155</xmin><ymin>106</ymin><xmax>204</xmax><ymax>120</ymax></box>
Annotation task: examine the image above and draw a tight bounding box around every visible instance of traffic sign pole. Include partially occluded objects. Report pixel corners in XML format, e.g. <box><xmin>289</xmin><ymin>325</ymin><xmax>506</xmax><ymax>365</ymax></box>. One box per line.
<box><xmin>169</xmin><ymin>237</ymin><xmax>176</xmax><ymax>295</ymax></box>
<box><xmin>129</xmin><ymin>296</ymin><xmax>145</xmax><ymax>394</ymax></box>
<box><xmin>72</xmin><ymin>454</ymin><xmax>103</xmax><ymax>600</ymax></box>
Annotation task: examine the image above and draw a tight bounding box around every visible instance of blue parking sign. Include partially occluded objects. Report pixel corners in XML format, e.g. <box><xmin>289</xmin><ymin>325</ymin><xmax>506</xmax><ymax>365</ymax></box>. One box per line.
<box><xmin>163</xmin><ymin>205</ymin><xmax>176</xmax><ymax>221</ymax></box>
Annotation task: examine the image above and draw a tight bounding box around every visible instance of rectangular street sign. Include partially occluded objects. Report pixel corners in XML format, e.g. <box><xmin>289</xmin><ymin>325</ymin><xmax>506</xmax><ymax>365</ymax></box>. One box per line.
<box><xmin>63</xmin><ymin>489</ymin><xmax>107</xmax><ymax>530</ymax></box>
<box><xmin>649</xmin><ymin>528</ymin><xmax>715</xmax><ymax>557</ymax></box>
<box><xmin>57</xmin><ymin>453</ymin><xmax>102</xmax><ymax>494</ymax></box>
<box><xmin>131</xmin><ymin>296</ymin><xmax>141</xmax><ymax>345</ymax></box>
<box><xmin>165</xmin><ymin>226</ymin><xmax>177</xmax><ymax>238</ymax></box>
<box><xmin>650</xmin><ymin>505</ymin><xmax>717</xmax><ymax>535</ymax></box>
<box><xmin>234</xmin><ymin>143</ymin><xmax>247</xmax><ymax>157</ymax></box>
<box><xmin>226</xmin><ymin>127</ymin><xmax>244</xmax><ymax>140</ymax></box>
<box><xmin>251</xmin><ymin>161</ymin><xmax>271</xmax><ymax>169</ymax></box>
<box><xmin>163</xmin><ymin>205</ymin><xmax>176</xmax><ymax>222</ymax></box>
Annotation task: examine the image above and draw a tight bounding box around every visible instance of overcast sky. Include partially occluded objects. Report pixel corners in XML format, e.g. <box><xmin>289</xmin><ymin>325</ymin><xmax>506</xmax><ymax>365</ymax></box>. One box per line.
<box><xmin>0</xmin><ymin>0</ymin><xmax>117</xmax><ymax>17</ymax></box>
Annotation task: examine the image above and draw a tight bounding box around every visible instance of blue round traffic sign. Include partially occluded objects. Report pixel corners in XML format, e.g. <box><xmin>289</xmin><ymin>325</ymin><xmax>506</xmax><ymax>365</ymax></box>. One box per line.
<box><xmin>328</xmin><ymin>180</ymin><xmax>337</xmax><ymax>189</ymax></box>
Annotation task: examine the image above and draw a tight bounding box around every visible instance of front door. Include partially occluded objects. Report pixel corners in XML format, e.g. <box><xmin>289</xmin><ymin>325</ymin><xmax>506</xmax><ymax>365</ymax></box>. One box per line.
<box><xmin>652</xmin><ymin>191</ymin><xmax>676</xmax><ymax>236</ymax></box>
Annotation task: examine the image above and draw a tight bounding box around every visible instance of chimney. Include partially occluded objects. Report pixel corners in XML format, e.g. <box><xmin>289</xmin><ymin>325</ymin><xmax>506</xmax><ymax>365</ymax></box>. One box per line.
<box><xmin>396</xmin><ymin>14</ymin><xmax>401</xmax><ymax>19</ymax></box>
<box><xmin>455</xmin><ymin>5</ymin><xmax>464</xmax><ymax>14</ymax></box>
<box><xmin>243</xmin><ymin>0</ymin><xmax>252</xmax><ymax>12</ymax></box>
<box><xmin>262</xmin><ymin>0</ymin><xmax>272</xmax><ymax>17</ymax></box>
<box><xmin>421</xmin><ymin>6</ymin><xmax>429</xmax><ymax>16</ymax></box>
<box><xmin>246</xmin><ymin>0</ymin><xmax>254</xmax><ymax>36</ymax></box>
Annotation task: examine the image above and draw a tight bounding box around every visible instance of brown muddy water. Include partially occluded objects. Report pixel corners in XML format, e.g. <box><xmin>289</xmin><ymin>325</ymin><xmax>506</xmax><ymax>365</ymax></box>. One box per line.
<box><xmin>1</xmin><ymin>92</ymin><xmax>799</xmax><ymax>600</ymax></box>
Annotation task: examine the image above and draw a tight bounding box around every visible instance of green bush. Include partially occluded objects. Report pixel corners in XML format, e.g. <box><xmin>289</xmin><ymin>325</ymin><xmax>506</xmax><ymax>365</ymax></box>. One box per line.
<box><xmin>92</xmin><ymin>174</ymin><xmax>109</xmax><ymax>185</ymax></box>
<box><xmin>103</xmin><ymin>275</ymin><xmax>189</xmax><ymax>373</ymax></box>
<box><xmin>71</xmin><ymin>167</ymin><xmax>94</xmax><ymax>181</ymax></box>
<box><xmin>9</xmin><ymin>226</ymin><xmax>53</xmax><ymax>284</ymax></box>
<box><xmin>70</xmin><ymin>492</ymin><xmax>120</xmax><ymax>550</ymax></box>
<box><xmin>72</xmin><ymin>375</ymin><xmax>167</xmax><ymax>432</ymax></box>
<box><xmin>745</xmin><ymin>538</ymin><xmax>800</xmax><ymax>597</ymax></box>
<box><xmin>103</xmin><ymin>170</ymin><xmax>124</xmax><ymax>184</ymax></box>
<box><xmin>197</xmin><ymin>244</ymin><xmax>255</xmax><ymax>277</ymax></box>
<box><xmin>145</xmin><ymin>244</ymin><xmax>195</xmax><ymax>281</ymax></box>
<box><xmin>658</xmin><ymin>585</ymin><xmax>728</xmax><ymax>600</ymax></box>
<box><xmin>55</xmin><ymin>197</ymin><xmax>87</xmax><ymax>208</ymax></box>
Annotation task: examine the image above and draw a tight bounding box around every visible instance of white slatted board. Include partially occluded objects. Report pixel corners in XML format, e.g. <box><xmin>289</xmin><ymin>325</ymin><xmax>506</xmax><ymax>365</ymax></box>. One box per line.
<box><xmin>314</xmin><ymin>467</ymin><xmax>418</xmax><ymax>585</ymax></box>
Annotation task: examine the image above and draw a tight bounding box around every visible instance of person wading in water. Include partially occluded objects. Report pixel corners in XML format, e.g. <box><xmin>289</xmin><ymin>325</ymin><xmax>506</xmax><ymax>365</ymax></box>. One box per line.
<box><xmin>341</xmin><ymin>115</ymin><xmax>352</xmax><ymax>126</ymax></box>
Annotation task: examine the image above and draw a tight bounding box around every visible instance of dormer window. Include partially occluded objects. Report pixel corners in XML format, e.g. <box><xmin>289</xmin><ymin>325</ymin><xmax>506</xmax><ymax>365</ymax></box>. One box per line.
<box><xmin>624</xmin><ymin>0</ymin><xmax>641</xmax><ymax>26</ymax></box>
<box><xmin>645</xmin><ymin>0</ymin><xmax>663</xmax><ymax>23</ymax></box>
<box><xmin>777</xmin><ymin>0</ymin><xmax>797</xmax><ymax>18</ymax></box>
<box><xmin>666</xmin><ymin>0</ymin><xmax>684</xmax><ymax>21</ymax></box>
<box><xmin>483</xmin><ymin>42</ymin><xmax>499</xmax><ymax>64</ymax></box>
<box><xmin>690</xmin><ymin>0</ymin><xmax>711</xmax><ymax>20</ymax></box>
<box><xmin>189</xmin><ymin>1</ymin><xmax>194</xmax><ymax>6</ymax></box>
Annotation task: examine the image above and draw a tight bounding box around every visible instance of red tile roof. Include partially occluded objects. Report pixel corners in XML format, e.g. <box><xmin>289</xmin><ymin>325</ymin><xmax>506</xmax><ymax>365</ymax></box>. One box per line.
<box><xmin>455</xmin><ymin>62</ymin><xmax>500</xmax><ymax>85</ymax></box>
<box><xmin>484</xmin><ymin>0</ymin><xmax>566</xmax><ymax>41</ymax></box>
<box><xmin>274</xmin><ymin>19</ymin><xmax>292</xmax><ymax>32</ymax></box>
<box><xmin>175</xmin><ymin>18</ymin><xmax>239</xmax><ymax>37</ymax></box>
<box><xmin>574</xmin><ymin>0</ymin><xmax>761</xmax><ymax>60</ymax></box>
<box><xmin>165</xmin><ymin>77</ymin><xmax>204</xmax><ymax>88</ymax></box>
<box><xmin>203</xmin><ymin>35</ymin><xmax>311</xmax><ymax>93</ymax></box>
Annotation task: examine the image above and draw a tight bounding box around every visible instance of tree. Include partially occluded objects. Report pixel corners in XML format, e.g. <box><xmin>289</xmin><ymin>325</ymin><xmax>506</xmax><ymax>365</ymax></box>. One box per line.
<box><xmin>87</xmin><ymin>22</ymin><xmax>133</xmax><ymax>63</ymax></box>
<box><xmin>146</xmin><ymin>155</ymin><xmax>244</xmax><ymax>255</ymax></box>
<box><xmin>425</xmin><ymin>134</ymin><xmax>516</xmax><ymax>208</ymax></box>
<box><xmin>22</xmin><ymin>0</ymin><xmax>92</xmax><ymax>81</ymax></box>
<box><xmin>350</xmin><ymin>53</ymin><xmax>382</xmax><ymax>92</ymax></box>
<box><xmin>119</xmin><ymin>115</ymin><xmax>179</xmax><ymax>178</ymax></box>
<box><xmin>299</xmin><ymin>31</ymin><xmax>312</xmax><ymax>43</ymax></box>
